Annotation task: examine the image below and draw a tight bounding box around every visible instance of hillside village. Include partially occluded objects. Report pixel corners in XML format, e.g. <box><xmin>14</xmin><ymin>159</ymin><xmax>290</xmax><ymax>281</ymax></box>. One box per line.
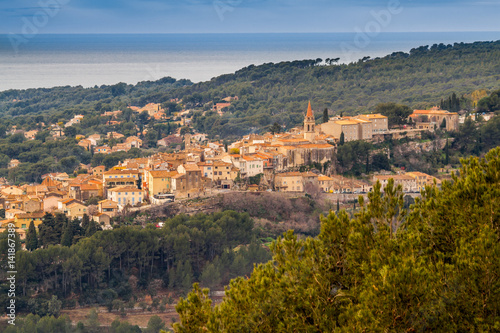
<box><xmin>0</xmin><ymin>98</ymin><xmax>490</xmax><ymax>242</ymax></box>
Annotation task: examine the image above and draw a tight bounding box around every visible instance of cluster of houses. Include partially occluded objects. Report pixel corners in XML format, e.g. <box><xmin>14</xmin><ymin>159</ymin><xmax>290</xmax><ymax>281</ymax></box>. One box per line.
<box><xmin>78</xmin><ymin>132</ymin><xmax>143</xmax><ymax>154</ymax></box>
<box><xmin>1</xmin><ymin>102</ymin><xmax>456</xmax><ymax>241</ymax></box>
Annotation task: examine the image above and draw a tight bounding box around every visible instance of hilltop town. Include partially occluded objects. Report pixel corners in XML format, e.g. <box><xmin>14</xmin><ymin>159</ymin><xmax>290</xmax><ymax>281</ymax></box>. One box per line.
<box><xmin>0</xmin><ymin>94</ymin><xmax>488</xmax><ymax>243</ymax></box>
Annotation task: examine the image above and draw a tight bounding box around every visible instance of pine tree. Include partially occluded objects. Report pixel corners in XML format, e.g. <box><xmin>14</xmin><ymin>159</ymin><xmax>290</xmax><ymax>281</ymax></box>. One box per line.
<box><xmin>38</xmin><ymin>212</ymin><xmax>61</xmax><ymax>246</ymax></box>
<box><xmin>71</xmin><ymin>217</ymin><xmax>83</xmax><ymax>244</ymax></box>
<box><xmin>26</xmin><ymin>220</ymin><xmax>38</xmax><ymax>251</ymax></box>
<box><xmin>174</xmin><ymin>147</ymin><xmax>500</xmax><ymax>332</ymax></box>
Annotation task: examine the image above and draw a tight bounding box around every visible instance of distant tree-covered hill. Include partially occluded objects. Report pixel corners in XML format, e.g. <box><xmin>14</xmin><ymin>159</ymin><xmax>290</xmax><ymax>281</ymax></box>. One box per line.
<box><xmin>180</xmin><ymin>41</ymin><xmax>500</xmax><ymax>138</ymax></box>
<box><xmin>0</xmin><ymin>77</ymin><xmax>192</xmax><ymax>123</ymax></box>
<box><xmin>1</xmin><ymin>40</ymin><xmax>499</xmax><ymax>139</ymax></box>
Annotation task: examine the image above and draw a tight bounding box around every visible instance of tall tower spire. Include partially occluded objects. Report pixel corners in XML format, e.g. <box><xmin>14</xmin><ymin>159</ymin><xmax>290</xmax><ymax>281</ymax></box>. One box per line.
<box><xmin>304</xmin><ymin>101</ymin><xmax>316</xmax><ymax>141</ymax></box>
<box><xmin>306</xmin><ymin>101</ymin><xmax>313</xmax><ymax>118</ymax></box>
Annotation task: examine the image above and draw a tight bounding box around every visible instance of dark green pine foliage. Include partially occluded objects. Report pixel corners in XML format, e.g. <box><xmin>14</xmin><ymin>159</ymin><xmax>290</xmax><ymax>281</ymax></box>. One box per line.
<box><xmin>175</xmin><ymin>147</ymin><xmax>500</xmax><ymax>333</ymax></box>
<box><xmin>71</xmin><ymin>217</ymin><xmax>84</xmax><ymax>244</ymax></box>
<box><xmin>38</xmin><ymin>213</ymin><xmax>61</xmax><ymax>246</ymax></box>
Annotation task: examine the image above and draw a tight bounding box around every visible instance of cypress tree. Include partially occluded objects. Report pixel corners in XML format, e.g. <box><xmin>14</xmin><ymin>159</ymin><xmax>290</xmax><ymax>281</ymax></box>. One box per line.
<box><xmin>440</xmin><ymin>117</ymin><xmax>447</xmax><ymax>129</ymax></box>
<box><xmin>445</xmin><ymin>139</ymin><xmax>450</xmax><ymax>165</ymax></box>
<box><xmin>86</xmin><ymin>218</ymin><xmax>98</xmax><ymax>237</ymax></box>
<box><xmin>61</xmin><ymin>220</ymin><xmax>73</xmax><ymax>247</ymax></box>
<box><xmin>26</xmin><ymin>220</ymin><xmax>38</xmax><ymax>251</ymax></box>
<box><xmin>337</xmin><ymin>198</ymin><xmax>340</xmax><ymax>213</ymax></box>
<box><xmin>81</xmin><ymin>214</ymin><xmax>90</xmax><ymax>233</ymax></box>
<box><xmin>322</xmin><ymin>108</ymin><xmax>329</xmax><ymax>123</ymax></box>
<box><xmin>339</xmin><ymin>132</ymin><xmax>345</xmax><ymax>146</ymax></box>
<box><xmin>451</xmin><ymin>92</ymin><xmax>459</xmax><ymax>111</ymax></box>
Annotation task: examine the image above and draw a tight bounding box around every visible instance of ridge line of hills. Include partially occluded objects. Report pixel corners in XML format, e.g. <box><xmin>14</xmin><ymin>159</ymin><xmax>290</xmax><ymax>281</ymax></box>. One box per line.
<box><xmin>0</xmin><ymin>40</ymin><xmax>499</xmax><ymax>139</ymax></box>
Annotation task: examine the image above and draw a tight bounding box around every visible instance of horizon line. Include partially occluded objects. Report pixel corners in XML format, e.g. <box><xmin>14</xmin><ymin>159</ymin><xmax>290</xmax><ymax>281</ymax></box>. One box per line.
<box><xmin>2</xmin><ymin>31</ymin><xmax>500</xmax><ymax>35</ymax></box>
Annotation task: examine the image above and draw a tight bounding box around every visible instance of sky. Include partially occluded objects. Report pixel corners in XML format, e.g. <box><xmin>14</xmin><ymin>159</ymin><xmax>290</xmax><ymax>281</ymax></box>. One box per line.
<box><xmin>0</xmin><ymin>0</ymin><xmax>499</xmax><ymax>34</ymax></box>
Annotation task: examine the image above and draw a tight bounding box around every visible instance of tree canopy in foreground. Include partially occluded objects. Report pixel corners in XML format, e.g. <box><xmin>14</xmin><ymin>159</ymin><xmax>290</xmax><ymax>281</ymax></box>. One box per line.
<box><xmin>174</xmin><ymin>147</ymin><xmax>500</xmax><ymax>332</ymax></box>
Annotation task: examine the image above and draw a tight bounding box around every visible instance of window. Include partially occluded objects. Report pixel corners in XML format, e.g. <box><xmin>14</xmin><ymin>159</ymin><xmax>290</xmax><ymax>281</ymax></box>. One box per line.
<box><xmin>22</xmin><ymin>224</ymin><xmax>26</xmax><ymax>228</ymax></box>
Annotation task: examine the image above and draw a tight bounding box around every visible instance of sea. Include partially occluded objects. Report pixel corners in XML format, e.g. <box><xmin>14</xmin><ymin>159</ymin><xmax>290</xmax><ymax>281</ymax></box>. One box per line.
<box><xmin>1</xmin><ymin>32</ymin><xmax>500</xmax><ymax>92</ymax></box>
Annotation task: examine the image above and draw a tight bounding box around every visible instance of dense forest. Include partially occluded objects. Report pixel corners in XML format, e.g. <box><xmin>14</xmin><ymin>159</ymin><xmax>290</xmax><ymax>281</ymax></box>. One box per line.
<box><xmin>174</xmin><ymin>147</ymin><xmax>500</xmax><ymax>332</ymax></box>
<box><xmin>0</xmin><ymin>211</ymin><xmax>271</xmax><ymax>320</ymax></box>
<box><xmin>1</xmin><ymin>41</ymin><xmax>499</xmax><ymax>139</ymax></box>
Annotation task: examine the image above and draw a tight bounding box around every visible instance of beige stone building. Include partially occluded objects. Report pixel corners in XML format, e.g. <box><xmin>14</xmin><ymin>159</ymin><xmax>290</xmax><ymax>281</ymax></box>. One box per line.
<box><xmin>98</xmin><ymin>199</ymin><xmax>119</xmax><ymax>217</ymax></box>
<box><xmin>409</xmin><ymin>107</ymin><xmax>459</xmax><ymax>131</ymax></box>
<box><xmin>406</xmin><ymin>171</ymin><xmax>442</xmax><ymax>190</ymax></box>
<box><xmin>274</xmin><ymin>172</ymin><xmax>319</xmax><ymax>192</ymax></box>
<box><xmin>357</xmin><ymin>114</ymin><xmax>389</xmax><ymax>133</ymax></box>
<box><xmin>64</xmin><ymin>201</ymin><xmax>88</xmax><ymax>220</ymax></box>
<box><xmin>147</xmin><ymin>170</ymin><xmax>178</xmax><ymax>197</ymax></box>
<box><xmin>107</xmin><ymin>186</ymin><xmax>144</xmax><ymax>207</ymax></box>
<box><xmin>321</xmin><ymin>119</ymin><xmax>360</xmax><ymax>142</ymax></box>
<box><xmin>373</xmin><ymin>175</ymin><xmax>418</xmax><ymax>193</ymax></box>
<box><xmin>103</xmin><ymin>169</ymin><xmax>140</xmax><ymax>189</ymax></box>
<box><xmin>320</xmin><ymin>113</ymin><xmax>388</xmax><ymax>141</ymax></box>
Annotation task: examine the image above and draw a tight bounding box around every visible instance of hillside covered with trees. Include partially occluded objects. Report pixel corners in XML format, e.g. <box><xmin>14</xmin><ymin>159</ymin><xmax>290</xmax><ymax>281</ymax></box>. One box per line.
<box><xmin>0</xmin><ymin>211</ymin><xmax>271</xmax><ymax>317</ymax></box>
<box><xmin>1</xmin><ymin>41</ymin><xmax>499</xmax><ymax>139</ymax></box>
<box><xmin>174</xmin><ymin>147</ymin><xmax>500</xmax><ymax>332</ymax></box>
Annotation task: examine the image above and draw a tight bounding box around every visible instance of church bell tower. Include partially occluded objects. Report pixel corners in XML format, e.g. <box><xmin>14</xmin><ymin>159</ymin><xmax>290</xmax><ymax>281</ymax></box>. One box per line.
<box><xmin>304</xmin><ymin>101</ymin><xmax>316</xmax><ymax>141</ymax></box>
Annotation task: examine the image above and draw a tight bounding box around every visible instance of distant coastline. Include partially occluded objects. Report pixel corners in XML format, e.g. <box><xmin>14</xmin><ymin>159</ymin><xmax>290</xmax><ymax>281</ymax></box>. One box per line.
<box><xmin>1</xmin><ymin>32</ymin><xmax>500</xmax><ymax>91</ymax></box>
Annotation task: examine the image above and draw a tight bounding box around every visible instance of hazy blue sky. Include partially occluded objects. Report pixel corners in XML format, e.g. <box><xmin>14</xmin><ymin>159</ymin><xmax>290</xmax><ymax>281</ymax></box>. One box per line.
<box><xmin>1</xmin><ymin>0</ymin><xmax>499</xmax><ymax>34</ymax></box>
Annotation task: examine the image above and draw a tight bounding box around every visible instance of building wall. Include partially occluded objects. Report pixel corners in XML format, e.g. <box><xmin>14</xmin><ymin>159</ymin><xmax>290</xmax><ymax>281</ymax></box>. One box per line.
<box><xmin>108</xmin><ymin>189</ymin><xmax>143</xmax><ymax>206</ymax></box>
<box><xmin>67</xmin><ymin>204</ymin><xmax>88</xmax><ymax>219</ymax></box>
<box><xmin>275</xmin><ymin>175</ymin><xmax>303</xmax><ymax>192</ymax></box>
<box><xmin>358</xmin><ymin>122</ymin><xmax>373</xmax><ymax>140</ymax></box>
<box><xmin>321</xmin><ymin>121</ymin><xmax>359</xmax><ymax>142</ymax></box>
<box><xmin>149</xmin><ymin>175</ymin><xmax>172</xmax><ymax>196</ymax></box>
